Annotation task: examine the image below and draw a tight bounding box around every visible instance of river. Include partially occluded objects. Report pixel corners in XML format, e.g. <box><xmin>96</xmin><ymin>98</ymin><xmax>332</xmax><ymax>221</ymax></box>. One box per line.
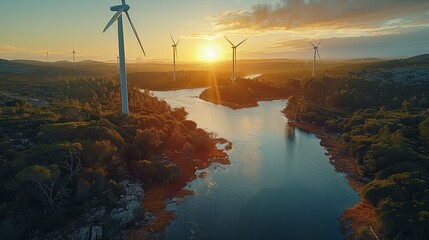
<box><xmin>152</xmin><ymin>88</ymin><xmax>359</xmax><ymax>240</ymax></box>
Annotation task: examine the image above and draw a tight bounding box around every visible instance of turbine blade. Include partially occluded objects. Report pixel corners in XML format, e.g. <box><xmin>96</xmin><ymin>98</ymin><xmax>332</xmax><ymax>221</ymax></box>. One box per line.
<box><xmin>317</xmin><ymin>40</ymin><xmax>322</xmax><ymax>47</ymax></box>
<box><xmin>103</xmin><ymin>9</ymin><xmax>124</xmax><ymax>33</ymax></box>
<box><xmin>236</xmin><ymin>38</ymin><xmax>247</xmax><ymax>47</ymax></box>
<box><xmin>175</xmin><ymin>48</ymin><xmax>178</xmax><ymax>61</ymax></box>
<box><xmin>308</xmin><ymin>41</ymin><xmax>316</xmax><ymax>47</ymax></box>
<box><xmin>224</xmin><ymin>36</ymin><xmax>234</xmax><ymax>47</ymax></box>
<box><xmin>176</xmin><ymin>40</ymin><xmax>180</xmax><ymax>45</ymax></box>
<box><xmin>317</xmin><ymin>49</ymin><xmax>321</xmax><ymax>60</ymax></box>
<box><xmin>125</xmin><ymin>11</ymin><xmax>146</xmax><ymax>57</ymax></box>
<box><xmin>169</xmin><ymin>33</ymin><xmax>175</xmax><ymax>44</ymax></box>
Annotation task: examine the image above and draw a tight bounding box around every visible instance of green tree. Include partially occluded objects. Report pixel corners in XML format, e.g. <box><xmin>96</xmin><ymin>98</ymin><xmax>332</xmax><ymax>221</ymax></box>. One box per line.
<box><xmin>401</xmin><ymin>99</ymin><xmax>409</xmax><ymax>111</ymax></box>
<box><xmin>286</xmin><ymin>95</ymin><xmax>299</xmax><ymax>121</ymax></box>
<box><xmin>419</xmin><ymin>117</ymin><xmax>429</xmax><ymax>144</ymax></box>
<box><xmin>391</xmin><ymin>130</ymin><xmax>404</xmax><ymax>146</ymax></box>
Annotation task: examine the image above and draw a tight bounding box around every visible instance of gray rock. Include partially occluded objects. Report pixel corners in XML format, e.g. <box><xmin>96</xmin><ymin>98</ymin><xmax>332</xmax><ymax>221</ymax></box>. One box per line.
<box><xmin>110</xmin><ymin>187</ymin><xmax>144</xmax><ymax>226</ymax></box>
<box><xmin>90</xmin><ymin>226</ymin><xmax>102</xmax><ymax>240</ymax></box>
<box><xmin>70</xmin><ymin>226</ymin><xmax>90</xmax><ymax>240</ymax></box>
<box><xmin>110</xmin><ymin>199</ymin><xmax>141</xmax><ymax>226</ymax></box>
<box><xmin>119</xmin><ymin>181</ymin><xmax>145</xmax><ymax>201</ymax></box>
<box><xmin>93</xmin><ymin>207</ymin><xmax>107</xmax><ymax>222</ymax></box>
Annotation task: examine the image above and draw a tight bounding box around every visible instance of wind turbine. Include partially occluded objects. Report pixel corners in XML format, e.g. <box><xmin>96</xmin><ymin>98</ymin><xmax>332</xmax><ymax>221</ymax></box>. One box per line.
<box><xmin>309</xmin><ymin>41</ymin><xmax>321</xmax><ymax>78</ymax></box>
<box><xmin>225</xmin><ymin>37</ymin><xmax>247</xmax><ymax>82</ymax></box>
<box><xmin>46</xmin><ymin>51</ymin><xmax>49</xmax><ymax>62</ymax></box>
<box><xmin>72</xmin><ymin>46</ymin><xmax>76</xmax><ymax>70</ymax></box>
<box><xmin>103</xmin><ymin>0</ymin><xmax>146</xmax><ymax>116</ymax></box>
<box><xmin>169</xmin><ymin>33</ymin><xmax>179</xmax><ymax>82</ymax></box>
<box><xmin>116</xmin><ymin>55</ymin><xmax>119</xmax><ymax>74</ymax></box>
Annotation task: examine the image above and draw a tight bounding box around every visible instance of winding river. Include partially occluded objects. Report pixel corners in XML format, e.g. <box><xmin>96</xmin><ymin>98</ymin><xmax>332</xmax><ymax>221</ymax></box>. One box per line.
<box><xmin>152</xmin><ymin>88</ymin><xmax>359</xmax><ymax>240</ymax></box>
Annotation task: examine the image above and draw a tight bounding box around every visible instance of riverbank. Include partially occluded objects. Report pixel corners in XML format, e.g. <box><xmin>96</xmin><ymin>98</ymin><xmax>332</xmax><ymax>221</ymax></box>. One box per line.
<box><xmin>287</xmin><ymin>121</ymin><xmax>381</xmax><ymax>240</ymax></box>
<box><xmin>125</xmin><ymin>139</ymin><xmax>231</xmax><ymax>240</ymax></box>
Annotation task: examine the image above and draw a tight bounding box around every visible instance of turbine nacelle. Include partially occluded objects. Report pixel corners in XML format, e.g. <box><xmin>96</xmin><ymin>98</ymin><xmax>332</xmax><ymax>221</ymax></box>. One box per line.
<box><xmin>169</xmin><ymin>33</ymin><xmax>179</xmax><ymax>46</ymax></box>
<box><xmin>104</xmin><ymin>0</ymin><xmax>146</xmax><ymax>57</ymax></box>
<box><xmin>110</xmin><ymin>4</ymin><xmax>129</xmax><ymax>11</ymax></box>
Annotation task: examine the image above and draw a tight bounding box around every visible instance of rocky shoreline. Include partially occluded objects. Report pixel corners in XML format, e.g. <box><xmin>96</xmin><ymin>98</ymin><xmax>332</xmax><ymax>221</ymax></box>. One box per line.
<box><xmin>124</xmin><ymin>139</ymin><xmax>231</xmax><ymax>240</ymax></box>
<box><xmin>39</xmin><ymin>181</ymin><xmax>148</xmax><ymax>240</ymax></box>
<box><xmin>34</xmin><ymin>138</ymin><xmax>231</xmax><ymax>240</ymax></box>
<box><xmin>287</xmin><ymin>121</ymin><xmax>381</xmax><ymax>240</ymax></box>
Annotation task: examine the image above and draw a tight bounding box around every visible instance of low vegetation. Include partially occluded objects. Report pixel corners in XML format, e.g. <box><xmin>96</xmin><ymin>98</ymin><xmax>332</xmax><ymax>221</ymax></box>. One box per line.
<box><xmin>283</xmin><ymin>62</ymin><xmax>429</xmax><ymax>239</ymax></box>
<box><xmin>0</xmin><ymin>73</ymin><xmax>225</xmax><ymax>239</ymax></box>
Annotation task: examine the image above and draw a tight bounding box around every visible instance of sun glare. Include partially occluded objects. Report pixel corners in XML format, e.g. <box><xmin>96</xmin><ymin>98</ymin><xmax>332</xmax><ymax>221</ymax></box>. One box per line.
<box><xmin>204</xmin><ymin>48</ymin><xmax>217</xmax><ymax>61</ymax></box>
<box><xmin>200</xmin><ymin>42</ymin><xmax>221</xmax><ymax>62</ymax></box>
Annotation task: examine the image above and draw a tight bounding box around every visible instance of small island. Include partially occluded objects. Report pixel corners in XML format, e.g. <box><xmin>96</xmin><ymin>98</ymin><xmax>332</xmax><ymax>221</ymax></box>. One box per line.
<box><xmin>199</xmin><ymin>78</ymin><xmax>291</xmax><ymax>109</ymax></box>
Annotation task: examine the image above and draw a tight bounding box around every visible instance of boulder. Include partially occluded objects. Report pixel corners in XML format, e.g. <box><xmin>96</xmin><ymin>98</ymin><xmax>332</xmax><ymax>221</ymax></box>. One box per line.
<box><xmin>110</xmin><ymin>195</ymin><xmax>142</xmax><ymax>226</ymax></box>
<box><xmin>109</xmin><ymin>180</ymin><xmax>145</xmax><ymax>226</ymax></box>
<box><xmin>90</xmin><ymin>226</ymin><xmax>102</xmax><ymax>240</ymax></box>
<box><xmin>69</xmin><ymin>225</ymin><xmax>102</xmax><ymax>240</ymax></box>
<box><xmin>70</xmin><ymin>226</ymin><xmax>90</xmax><ymax>240</ymax></box>
<box><xmin>93</xmin><ymin>207</ymin><xmax>107</xmax><ymax>222</ymax></box>
<box><xmin>119</xmin><ymin>181</ymin><xmax>145</xmax><ymax>201</ymax></box>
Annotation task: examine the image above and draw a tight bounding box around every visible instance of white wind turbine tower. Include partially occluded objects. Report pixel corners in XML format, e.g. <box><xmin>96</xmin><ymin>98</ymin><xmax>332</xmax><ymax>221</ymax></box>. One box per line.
<box><xmin>103</xmin><ymin>0</ymin><xmax>146</xmax><ymax>116</ymax></box>
<box><xmin>169</xmin><ymin>33</ymin><xmax>179</xmax><ymax>82</ymax></box>
<box><xmin>225</xmin><ymin>37</ymin><xmax>247</xmax><ymax>83</ymax></box>
<box><xmin>309</xmin><ymin>40</ymin><xmax>322</xmax><ymax>78</ymax></box>
<box><xmin>72</xmin><ymin>47</ymin><xmax>76</xmax><ymax>70</ymax></box>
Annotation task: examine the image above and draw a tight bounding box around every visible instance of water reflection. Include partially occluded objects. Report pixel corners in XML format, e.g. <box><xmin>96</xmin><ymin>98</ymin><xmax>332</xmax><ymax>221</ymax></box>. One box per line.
<box><xmin>151</xmin><ymin>88</ymin><xmax>359</xmax><ymax>240</ymax></box>
<box><xmin>285</xmin><ymin>123</ymin><xmax>296</xmax><ymax>141</ymax></box>
<box><xmin>233</xmin><ymin>137</ymin><xmax>263</xmax><ymax>180</ymax></box>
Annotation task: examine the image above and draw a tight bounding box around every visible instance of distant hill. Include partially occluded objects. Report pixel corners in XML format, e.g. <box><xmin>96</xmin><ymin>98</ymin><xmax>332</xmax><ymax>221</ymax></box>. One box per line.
<box><xmin>2</xmin><ymin>55</ymin><xmax>427</xmax><ymax>79</ymax></box>
<box><xmin>369</xmin><ymin>53</ymin><xmax>429</xmax><ymax>69</ymax></box>
<box><xmin>407</xmin><ymin>54</ymin><xmax>429</xmax><ymax>62</ymax></box>
<box><xmin>0</xmin><ymin>59</ymin><xmax>34</xmax><ymax>75</ymax></box>
<box><xmin>346</xmin><ymin>58</ymin><xmax>384</xmax><ymax>62</ymax></box>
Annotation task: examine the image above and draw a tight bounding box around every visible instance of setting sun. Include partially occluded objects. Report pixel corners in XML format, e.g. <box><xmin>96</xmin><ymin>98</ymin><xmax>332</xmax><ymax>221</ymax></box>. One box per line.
<box><xmin>200</xmin><ymin>42</ymin><xmax>222</xmax><ymax>62</ymax></box>
<box><xmin>204</xmin><ymin>48</ymin><xmax>217</xmax><ymax>61</ymax></box>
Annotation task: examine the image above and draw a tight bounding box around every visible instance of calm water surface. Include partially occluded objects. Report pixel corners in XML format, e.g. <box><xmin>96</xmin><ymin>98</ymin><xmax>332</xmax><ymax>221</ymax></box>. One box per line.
<box><xmin>152</xmin><ymin>88</ymin><xmax>359</xmax><ymax>240</ymax></box>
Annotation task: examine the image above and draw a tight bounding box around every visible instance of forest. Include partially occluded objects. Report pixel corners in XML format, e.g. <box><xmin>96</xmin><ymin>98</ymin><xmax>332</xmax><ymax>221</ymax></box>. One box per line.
<box><xmin>0</xmin><ymin>73</ymin><xmax>225</xmax><ymax>239</ymax></box>
<box><xmin>283</xmin><ymin>66</ymin><xmax>429</xmax><ymax>239</ymax></box>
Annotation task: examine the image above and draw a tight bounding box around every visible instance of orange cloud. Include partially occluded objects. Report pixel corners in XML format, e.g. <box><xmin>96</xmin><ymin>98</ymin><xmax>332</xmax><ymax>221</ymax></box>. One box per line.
<box><xmin>213</xmin><ymin>0</ymin><xmax>429</xmax><ymax>32</ymax></box>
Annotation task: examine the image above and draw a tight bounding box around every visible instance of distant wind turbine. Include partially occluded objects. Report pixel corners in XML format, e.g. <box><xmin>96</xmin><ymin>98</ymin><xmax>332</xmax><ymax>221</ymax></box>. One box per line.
<box><xmin>72</xmin><ymin>46</ymin><xmax>76</xmax><ymax>69</ymax></box>
<box><xmin>46</xmin><ymin>51</ymin><xmax>49</xmax><ymax>62</ymax></box>
<box><xmin>169</xmin><ymin>33</ymin><xmax>179</xmax><ymax>82</ymax></box>
<box><xmin>116</xmin><ymin>55</ymin><xmax>119</xmax><ymax>74</ymax></box>
<box><xmin>309</xmin><ymin>41</ymin><xmax>322</xmax><ymax>78</ymax></box>
<box><xmin>225</xmin><ymin>37</ymin><xmax>247</xmax><ymax>82</ymax></box>
<box><xmin>103</xmin><ymin>0</ymin><xmax>146</xmax><ymax>116</ymax></box>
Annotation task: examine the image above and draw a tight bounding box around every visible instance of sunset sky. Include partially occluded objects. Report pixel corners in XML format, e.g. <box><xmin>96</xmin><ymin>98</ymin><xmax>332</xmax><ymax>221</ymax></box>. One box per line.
<box><xmin>1</xmin><ymin>0</ymin><xmax>428</xmax><ymax>62</ymax></box>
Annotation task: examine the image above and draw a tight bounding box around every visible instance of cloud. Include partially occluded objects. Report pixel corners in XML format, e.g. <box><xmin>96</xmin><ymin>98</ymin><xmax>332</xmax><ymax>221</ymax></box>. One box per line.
<box><xmin>0</xmin><ymin>44</ymin><xmax>41</xmax><ymax>54</ymax></box>
<box><xmin>268</xmin><ymin>29</ymin><xmax>429</xmax><ymax>58</ymax></box>
<box><xmin>214</xmin><ymin>0</ymin><xmax>429</xmax><ymax>32</ymax></box>
<box><xmin>182</xmin><ymin>33</ymin><xmax>223</xmax><ymax>40</ymax></box>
